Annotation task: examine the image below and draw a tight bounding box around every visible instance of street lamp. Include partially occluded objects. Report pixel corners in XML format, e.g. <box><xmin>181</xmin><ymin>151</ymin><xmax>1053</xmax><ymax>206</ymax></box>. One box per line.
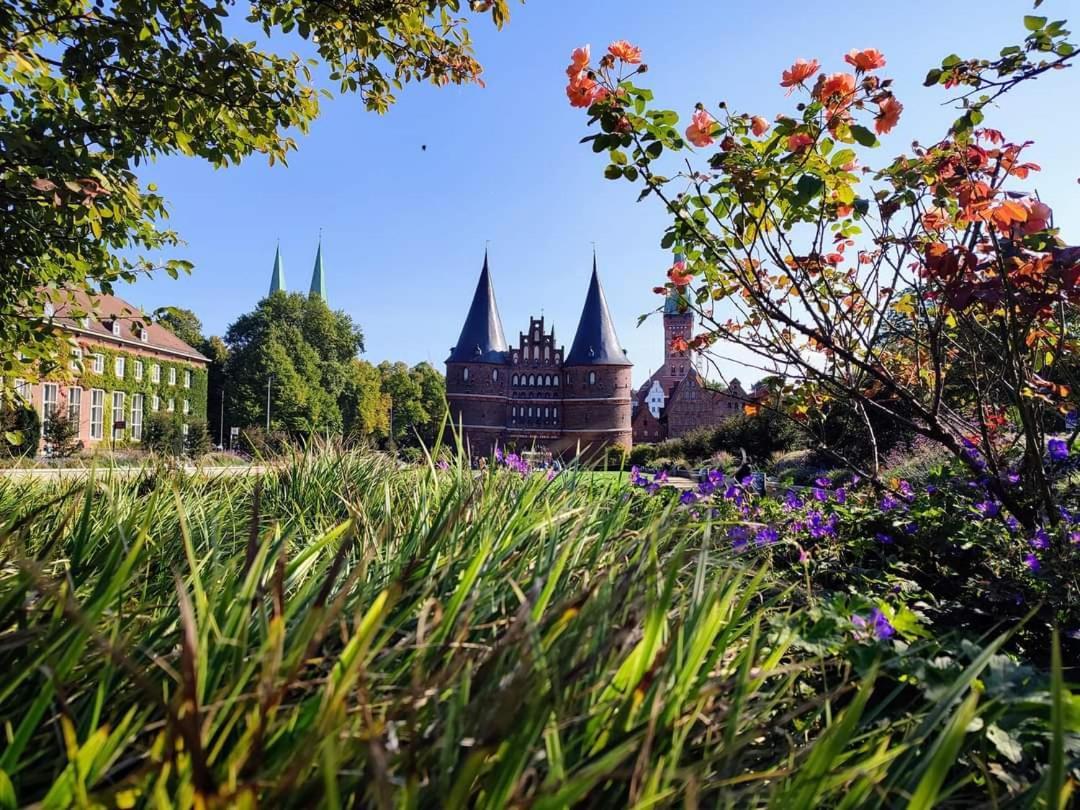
<box><xmin>266</xmin><ymin>375</ymin><xmax>273</xmax><ymax>431</ymax></box>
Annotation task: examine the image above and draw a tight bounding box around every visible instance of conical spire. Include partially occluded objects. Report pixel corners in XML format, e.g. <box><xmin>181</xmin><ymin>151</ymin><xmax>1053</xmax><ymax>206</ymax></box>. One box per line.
<box><xmin>447</xmin><ymin>251</ymin><xmax>509</xmax><ymax>364</ymax></box>
<box><xmin>269</xmin><ymin>244</ymin><xmax>286</xmax><ymax>295</ymax></box>
<box><xmin>664</xmin><ymin>252</ymin><xmax>688</xmax><ymax>315</ymax></box>
<box><xmin>309</xmin><ymin>236</ymin><xmax>326</xmax><ymax>301</ymax></box>
<box><xmin>566</xmin><ymin>255</ymin><xmax>632</xmax><ymax>366</ymax></box>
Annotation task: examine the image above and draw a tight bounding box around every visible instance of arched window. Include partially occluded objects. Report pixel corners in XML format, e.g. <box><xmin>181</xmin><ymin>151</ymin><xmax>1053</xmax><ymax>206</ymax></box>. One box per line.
<box><xmin>544</xmin><ymin>407</ymin><xmax>549</xmax><ymax>419</ymax></box>
<box><xmin>512</xmin><ymin>374</ymin><xmax>518</xmax><ymax>386</ymax></box>
<box><xmin>528</xmin><ymin>407</ymin><xmax>533</xmax><ymax>418</ymax></box>
<box><xmin>463</xmin><ymin>367</ymin><xmax>470</xmax><ymax>382</ymax></box>
<box><xmin>553</xmin><ymin>407</ymin><xmax>558</xmax><ymax>420</ymax></box>
<box><xmin>543</xmin><ymin>346</ymin><xmax>550</xmax><ymax>362</ymax></box>
<box><xmin>529</xmin><ymin>375</ymin><xmax>536</xmax><ymax>386</ymax></box>
<box><xmin>492</xmin><ymin>369</ymin><xmax>499</xmax><ymax>383</ymax></box>
<box><xmin>588</xmin><ymin>371</ymin><xmax>597</xmax><ymax>385</ymax></box>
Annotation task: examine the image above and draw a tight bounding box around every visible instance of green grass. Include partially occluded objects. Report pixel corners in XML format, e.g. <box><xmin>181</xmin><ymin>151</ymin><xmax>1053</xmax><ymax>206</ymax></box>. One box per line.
<box><xmin>0</xmin><ymin>447</ymin><xmax>1073</xmax><ymax>807</ymax></box>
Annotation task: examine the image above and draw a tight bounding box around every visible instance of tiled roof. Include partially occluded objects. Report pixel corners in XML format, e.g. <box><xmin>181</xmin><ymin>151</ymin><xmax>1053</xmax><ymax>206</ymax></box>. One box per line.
<box><xmin>46</xmin><ymin>288</ymin><xmax>209</xmax><ymax>362</ymax></box>
<box><xmin>565</xmin><ymin>259</ymin><xmax>632</xmax><ymax>367</ymax></box>
<box><xmin>447</xmin><ymin>252</ymin><xmax>509</xmax><ymax>364</ymax></box>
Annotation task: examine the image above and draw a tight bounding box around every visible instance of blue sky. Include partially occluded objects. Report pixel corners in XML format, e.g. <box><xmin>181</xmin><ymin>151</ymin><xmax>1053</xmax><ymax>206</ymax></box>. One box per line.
<box><xmin>124</xmin><ymin>0</ymin><xmax>1079</xmax><ymax>386</ymax></box>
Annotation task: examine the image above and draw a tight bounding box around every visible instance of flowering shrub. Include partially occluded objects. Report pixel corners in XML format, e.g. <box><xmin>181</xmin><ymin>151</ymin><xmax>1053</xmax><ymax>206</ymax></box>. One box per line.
<box><xmin>566</xmin><ymin>9</ymin><xmax>1079</xmax><ymax>540</ymax></box>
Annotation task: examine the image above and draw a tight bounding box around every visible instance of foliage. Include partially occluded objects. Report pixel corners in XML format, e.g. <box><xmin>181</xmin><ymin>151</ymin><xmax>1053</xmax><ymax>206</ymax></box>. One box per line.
<box><xmin>0</xmin><ymin>402</ymin><xmax>40</xmax><ymax>457</ymax></box>
<box><xmin>628</xmin><ymin>442</ymin><xmax>657</xmax><ymax>466</ymax></box>
<box><xmin>569</xmin><ymin>10</ymin><xmax>1079</xmax><ymax>533</ymax></box>
<box><xmin>42</xmin><ymin>410</ymin><xmax>81</xmax><ymax>458</ymax></box>
<box><xmin>340</xmin><ymin>359</ymin><xmax>390</xmax><ymax>443</ymax></box>
<box><xmin>378</xmin><ymin>360</ymin><xmax>447</xmax><ymax>449</ymax></box>
<box><xmin>143</xmin><ymin>412</ymin><xmax>184</xmax><ymax>457</ymax></box>
<box><xmin>185</xmin><ymin>420</ymin><xmax>211</xmax><ymax>459</ymax></box>
<box><xmin>156</xmin><ymin>307</ymin><xmax>206</xmax><ymax>350</ymax></box>
<box><xmin>238</xmin><ymin>425</ymin><xmax>294</xmax><ymax>459</ymax></box>
<box><xmin>0</xmin><ymin>447</ymin><xmax>1075</xmax><ymax>806</ymax></box>
<box><xmin>1</xmin><ymin>0</ymin><xmax>515</xmax><ymax>377</ymax></box>
<box><xmin>224</xmin><ymin>292</ymin><xmax>363</xmax><ymax>437</ymax></box>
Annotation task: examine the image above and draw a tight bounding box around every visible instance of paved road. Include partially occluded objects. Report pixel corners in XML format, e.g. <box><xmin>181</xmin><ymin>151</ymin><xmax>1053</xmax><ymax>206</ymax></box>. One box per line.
<box><xmin>0</xmin><ymin>465</ymin><xmax>271</xmax><ymax>482</ymax></box>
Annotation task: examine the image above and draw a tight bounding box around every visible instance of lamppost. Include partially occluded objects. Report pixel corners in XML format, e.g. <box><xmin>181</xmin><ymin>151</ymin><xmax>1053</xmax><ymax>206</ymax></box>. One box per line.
<box><xmin>266</xmin><ymin>375</ymin><xmax>273</xmax><ymax>431</ymax></box>
<box><xmin>219</xmin><ymin>386</ymin><xmax>225</xmax><ymax>449</ymax></box>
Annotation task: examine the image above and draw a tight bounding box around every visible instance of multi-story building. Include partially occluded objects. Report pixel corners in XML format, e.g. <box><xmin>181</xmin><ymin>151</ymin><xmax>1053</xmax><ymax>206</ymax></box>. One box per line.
<box><xmin>12</xmin><ymin>289</ymin><xmax>209</xmax><ymax>450</ymax></box>
<box><xmin>445</xmin><ymin>254</ymin><xmax>633</xmax><ymax>459</ymax></box>
<box><xmin>631</xmin><ymin>285</ymin><xmax>759</xmax><ymax>443</ymax></box>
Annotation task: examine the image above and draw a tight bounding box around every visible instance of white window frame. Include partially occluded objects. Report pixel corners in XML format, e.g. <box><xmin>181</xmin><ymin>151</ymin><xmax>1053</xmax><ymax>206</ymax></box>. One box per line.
<box><xmin>41</xmin><ymin>383</ymin><xmax>58</xmax><ymax>425</ymax></box>
<box><xmin>167</xmin><ymin>398</ymin><xmax>175</xmax><ymax>413</ymax></box>
<box><xmin>114</xmin><ymin>356</ymin><xmax>125</xmax><ymax>379</ymax></box>
<box><xmin>168</xmin><ymin>367</ymin><xmax>176</xmax><ymax>386</ymax></box>
<box><xmin>183</xmin><ymin>369</ymin><xmax>191</xmax><ymax>389</ymax></box>
<box><xmin>70</xmin><ymin>347</ymin><xmax>83</xmax><ymax>372</ymax></box>
<box><xmin>140</xmin><ymin>327</ymin><xmax>149</xmax><ymax>343</ymax></box>
<box><xmin>111</xmin><ymin>320</ymin><xmax>122</xmax><ymax>337</ymax></box>
<box><xmin>90</xmin><ymin>389</ymin><xmax>104</xmax><ymax>440</ymax></box>
<box><xmin>151</xmin><ymin>364</ymin><xmax>161</xmax><ymax>383</ymax></box>
<box><xmin>151</xmin><ymin>394</ymin><xmax>160</xmax><ymax>412</ymax></box>
<box><xmin>131</xmin><ymin>394</ymin><xmax>143</xmax><ymax>441</ymax></box>
<box><xmin>13</xmin><ymin>379</ymin><xmax>29</xmax><ymax>403</ymax></box>
<box><xmin>182</xmin><ymin>399</ymin><xmax>190</xmax><ymax>416</ymax></box>
<box><xmin>134</xmin><ymin>360</ymin><xmax>143</xmax><ymax>381</ymax></box>
<box><xmin>92</xmin><ymin>354</ymin><xmax>105</xmax><ymax>374</ymax></box>
<box><xmin>67</xmin><ymin>386</ymin><xmax>81</xmax><ymax>425</ymax></box>
<box><xmin>112</xmin><ymin>392</ymin><xmax>125</xmax><ymax>439</ymax></box>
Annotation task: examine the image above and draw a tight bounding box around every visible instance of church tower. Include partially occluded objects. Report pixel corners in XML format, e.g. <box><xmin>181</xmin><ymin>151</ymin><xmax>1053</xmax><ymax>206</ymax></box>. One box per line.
<box><xmin>560</xmin><ymin>257</ymin><xmax>633</xmax><ymax>455</ymax></box>
<box><xmin>445</xmin><ymin>252</ymin><xmax>510</xmax><ymax>456</ymax></box>
<box><xmin>268</xmin><ymin>244</ymin><xmax>286</xmax><ymax>295</ymax></box>
<box><xmin>309</xmin><ymin>238</ymin><xmax>327</xmax><ymax>301</ymax></box>
<box><xmin>660</xmin><ymin>256</ymin><xmax>693</xmax><ymax>395</ymax></box>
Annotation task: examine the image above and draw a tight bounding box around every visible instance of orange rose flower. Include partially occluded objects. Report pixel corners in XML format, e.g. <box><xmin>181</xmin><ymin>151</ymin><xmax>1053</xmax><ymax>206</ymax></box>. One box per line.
<box><xmin>567</xmin><ymin>45</ymin><xmax>590</xmax><ymax>77</ymax></box>
<box><xmin>566</xmin><ymin>73</ymin><xmax>599</xmax><ymax>108</ymax></box>
<box><xmin>1022</xmin><ymin>199</ymin><xmax>1052</xmax><ymax>234</ymax></box>
<box><xmin>684</xmin><ymin>108</ymin><xmax>716</xmax><ymax>148</ymax></box>
<box><xmin>787</xmin><ymin>132</ymin><xmax>813</xmax><ymax>151</ymax></box>
<box><xmin>816</xmin><ymin>72</ymin><xmax>857</xmax><ymax>113</ymax></box>
<box><xmin>780</xmin><ymin>58</ymin><xmax>820</xmax><ymax>93</ymax></box>
<box><xmin>608</xmin><ymin>40</ymin><xmax>642</xmax><ymax>64</ymax></box>
<box><xmin>669</xmin><ymin>260</ymin><xmax>693</xmax><ymax>286</ymax></box>
<box><xmin>844</xmin><ymin>48</ymin><xmax>886</xmax><ymax>72</ymax></box>
<box><xmin>751</xmin><ymin>115</ymin><xmax>770</xmax><ymax>136</ymax></box>
<box><xmin>874</xmin><ymin>95</ymin><xmax>902</xmax><ymax>135</ymax></box>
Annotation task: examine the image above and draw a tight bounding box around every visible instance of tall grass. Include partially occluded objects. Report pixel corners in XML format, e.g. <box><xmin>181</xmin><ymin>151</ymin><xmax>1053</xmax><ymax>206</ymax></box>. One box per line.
<box><xmin>0</xmin><ymin>448</ymin><xmax>1072</xmax><ymax>807</ymax></box>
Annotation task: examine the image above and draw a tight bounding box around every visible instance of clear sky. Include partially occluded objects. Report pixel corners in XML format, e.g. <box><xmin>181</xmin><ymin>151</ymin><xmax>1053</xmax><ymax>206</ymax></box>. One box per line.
<box><xmin>123</xmin><ymin>0</ymin><xmax>1079</xmax><ymax>387</ymax></box>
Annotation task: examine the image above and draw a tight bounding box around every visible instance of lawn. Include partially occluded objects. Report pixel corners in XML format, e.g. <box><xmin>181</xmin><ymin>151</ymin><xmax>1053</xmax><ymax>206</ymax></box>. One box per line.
<box><xmin>0</xmin><ymin>447</ymin><xmax>1074</xmax><ymax>807</ymax></box>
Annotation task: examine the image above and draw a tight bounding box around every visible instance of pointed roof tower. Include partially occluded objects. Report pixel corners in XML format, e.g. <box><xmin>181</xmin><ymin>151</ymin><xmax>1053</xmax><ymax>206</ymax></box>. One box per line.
<box><xmin>664</xmin><ymin>252</ymin><xmax>690</xmax><ymax>315</ymax></box>
<box><xmin>309</xmin><ymin>236</ymin><xmax>327</xmax><ymax>301</ymax></box>
<box><xmin>447</xmin><ymin>251</ymin><xmax>509</xmax><ymax>364</ymax></box>
<box><xmin>268</xmin><ymin>244</ymin><xmax>286</xmax><ymax>295</ymax></box>
<box><xmin>566</xmin><ymin>255</ymin><xmax>632</xmax><ymax>366</ymax></box>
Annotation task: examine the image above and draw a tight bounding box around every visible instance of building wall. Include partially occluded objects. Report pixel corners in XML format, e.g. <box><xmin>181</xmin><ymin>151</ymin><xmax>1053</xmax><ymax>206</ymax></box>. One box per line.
<box><xmin>14</xmin><ymin>335</ymin><xmax>208</xmax><ymax>451</ymax></box>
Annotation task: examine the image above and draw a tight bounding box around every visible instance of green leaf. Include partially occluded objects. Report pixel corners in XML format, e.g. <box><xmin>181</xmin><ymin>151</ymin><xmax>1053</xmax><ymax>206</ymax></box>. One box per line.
<box><xmin>1024</xmin><ymin>15</ymin><xmax>1047</xmax><ymax>31</ymax></box>
<box><xmin>923</xmin><ymin>68</ymin><xmax>943</xmax><ymax>87</ymax></box>
<box><xmin>795</xmin><ymin>174</ymin><xmax>824</xmax><ymax>201</ymax></box>
<box><xmin>624</xmin><ymin>166</ymin><xmax>639</xmax><ymax>181</ymax></box>
<box><xmin>942</xmin><ymin>54</ymin><xmax>962</xmax><ymax>68</ymax></box>
<box><xmin>660</xmin><ymin>232</ymin><xmax>676</xmax><ymax>250</ymax></box>
<box><xmin>645</xmin><ymin>141</ymin><xmax>663</xmax><ymax>159</ymax></box>
<box><xmin>3</xmin><ymin>431</ymin><xmax>23</xmax><ymax>446</ymax></box>
<box><xmin>0</xmin><ymin>770</ymin><xmax>15</xmax><ymax>810</ymax></box>
<box><xmin>610</xmin><ymin>150</ymin><xmax>628</xmax><ymax>165</ymax></box>
<box><xmin>603</xmin><ymin>164</ymin><xmax>623</xmax><ymax>180</ymax></box>
<box><xmin>850</xmin><ymin>125</ymin><xmax>878</xmax><ymax>148</ymax></box>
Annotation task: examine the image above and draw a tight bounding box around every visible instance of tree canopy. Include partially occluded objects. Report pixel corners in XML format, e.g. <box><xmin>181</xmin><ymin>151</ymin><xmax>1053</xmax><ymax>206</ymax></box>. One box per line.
<box><xmin>2</xmin><ymin>0</ymin><xmax>513</xmax><ymax>379</ymax></box>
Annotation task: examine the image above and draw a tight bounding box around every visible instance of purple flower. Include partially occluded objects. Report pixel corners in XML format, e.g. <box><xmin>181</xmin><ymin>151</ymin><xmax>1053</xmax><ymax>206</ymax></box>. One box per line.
<box><xmin>754</xmin><ymin>526</ymin><xmax>779</xmax><ymax>546</ymax></box>
<box><xmin>1005</xmin><ymin>470</ymin><xmax>1021</xmax><ymax>486</ymax></box>
<box><xmin>437</xmin><ymin>460</ymin><xmax>450</xmax><ymax>470</ymax></box>
<box><xmin>1048</xmin><ymin>438</ymin><xmax>1069</xmax><ymax>462</ymax></box>
<box><xmin>806</xmin><ymin>510</ymin><xmax>838</xmax><ymax>539</ymax></box>
<box><xmin>729</xmin><ymin>526</ymin><xmax>751</xmax><ymax>552</ymax></box>
<box><xmin>494</xmin><ymin>447</ymin><xmax>504</xmax><ymax>463</ymax></box>
<box><xmin>812</xmin><ymin>487</ymin><xmax>829</xmax><ymax>502</ymax></box>
<box><xmin>853</xmin><ymin>608</ymin><xmax>895</xmax><ymax>640</ymax></box>
<box><xmin>975</xmin><ymin>500</ymin><xmax>1000</xmax><ymax>519</ymax></box>
<box><xmin>834</xmin><ymin>487</ymin><xmax>847</xmax><ymax>504</ymax></box>
<box><xmin>903</xmin><ymin>521</ymin><xmax>918</xmax><ymax>535</ymax></box>
<box><xmin>898</xmin><ymin>480</ymin><xmax>915</xmax><ymax>502</ymax></box>
<box><xmin>1024</xmin><ymin>553</ymin><xmax>1041</xmax><ymax>572</ymax></box>
<box><xmin>875</xmin><ymin>532</ymin><xmax>894</xmax><ymax>545</ymax></box>
<box><xmin>680</xmin><ymin>490</ymin><xmax>699</xmax><ymax>506</ymax></box>
<box><xmin>1030</xmin><ymin>528</ymin><xmax>1050</xmax><ymax>550</ymax></box>
<box><xmin>926</xmin><ymin>484</ymin><xmax>938</xmax><ymax>496</ymax></box>
<box><xmin>814</xmin><ymin>477</ymin><xmax>832</xmax><ymax>489</ymax></box>
<box><xmin>880</xmin><ymin>494</ymin><xmax>902</xmax><ymax>512</ymax></box>
<box><xmin>1005</xmin><ymin>515</ymin><xmax>1021</xmax><ymax>533</ymax></box>
<box><xmin>546</xmin><ymin>469</ymin><xmax>556</xmax><ymax>481</ymax></box>
<box><xmin>1070</xmin><ymin>530</ymin><xmax>1080</xmax><ymax>545</ymax></box>
<box><xmin>783</xmin><ymin>490</ymin><xmax>804</xmax><ymax>511</ymax></box>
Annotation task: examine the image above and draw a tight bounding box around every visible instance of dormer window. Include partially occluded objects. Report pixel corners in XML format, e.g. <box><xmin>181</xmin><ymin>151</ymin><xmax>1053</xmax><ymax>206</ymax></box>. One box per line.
<box><xmin>111</xmin><ymin>319</ymin><xmax>121</xmax><ymax>337</ymax></box>
<box><xmin>140</xmin><ymin>326</ymin><xmax>149</xmax><ymax>342</ymax></box>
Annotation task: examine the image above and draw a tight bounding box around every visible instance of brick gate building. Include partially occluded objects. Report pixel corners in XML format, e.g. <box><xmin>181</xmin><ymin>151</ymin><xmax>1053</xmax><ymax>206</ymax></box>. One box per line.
<box><xmin>445</xmin><ymin>254</ymin><xmax>633</xmax><ymax>459</ymax></box>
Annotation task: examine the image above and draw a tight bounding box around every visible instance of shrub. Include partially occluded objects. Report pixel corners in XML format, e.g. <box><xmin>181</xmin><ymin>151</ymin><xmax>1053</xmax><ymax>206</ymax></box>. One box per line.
<box><xmin>238</xmin><ymin>425</ymin><xmax>292</xmax><ymax>458</ymax></box>
<box><xmin>185</xmin><ymin>420</ymin><xmax>211</xmax><ymax>459</ymax></box>
<box><xmin>143</xmin><ymin>412</ymin><xmax>184</xmax><ymax>456</ymax></box>
<box><xmin>629</xmin><ymin>443</ymin><xmax>657</xmax><ymax>467</ymax></box>
<box><xmin>605</xmin><ymin>442</ymin><xmax>630</xmax><ymax>470</ymax></box>
<box><xmin>42</xmin><ymin>411</ymin><xmax>81</xmax><ymax>458</ymax></box>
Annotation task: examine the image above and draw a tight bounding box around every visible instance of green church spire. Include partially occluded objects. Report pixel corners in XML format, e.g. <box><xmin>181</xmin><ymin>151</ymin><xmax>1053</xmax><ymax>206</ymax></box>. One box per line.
<box><xmin>269</xmin><ymin>243</ymin><xmax>286</xmax><ymax>295</ymax></box>
<box><xmin>309</xmin><ymin>236</ymin><xmax>326</xmax><ymax>301</ymax></box>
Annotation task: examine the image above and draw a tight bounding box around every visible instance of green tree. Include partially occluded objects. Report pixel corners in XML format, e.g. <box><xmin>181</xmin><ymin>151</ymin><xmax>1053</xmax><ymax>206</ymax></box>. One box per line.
<box><xmin>340</xmin><ymin>359</ymin><xmax>390</xmax><ymax>444</ymax></box>
<box><xmin>156</xmin><ymin>307</ymin><xmax>205</xmax><ymax>350</ymax></box>
<box><xmin>158</xmin><ymin>308</ymin><xmax>230</xmax><ymax>444</ymax></box>
<box><xmin>2</xmin><ymin>0</ymin><xmax>514</xmax><ymax>378</ymax></box>
<box><xmin>224</xmin><ymin>292</ymin><xmax>363</xmax><ymax>438</ymax></box>
<box><xmin>377</xmin><ymin>361</ymin><xmax>446</xmax><ymax>449</ymax></box>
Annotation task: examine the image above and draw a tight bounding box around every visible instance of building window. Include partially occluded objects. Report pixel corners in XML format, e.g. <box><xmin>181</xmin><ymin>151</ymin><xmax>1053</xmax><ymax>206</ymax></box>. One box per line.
<box><xmin>114</xmin><ymin>356</ymin><xmax>124</xmax><ymax>379</ymax></box>
<box><xmin>131</xmin><ymin>394</ymin><xmax>143</xmax><ymax>441</ymax></box>
<box><xmin>111</xmin><ymin>320</ymin><xmax>122</xmax><ymax>337</ymax></box>
<box><xmin>182</xmin><ymin>399</ymin><xmax>190</xmax><ymax>416</ymax></box>
<box><xmin>167</xmin><ymin>398</ymin><xmax>175</xmax><ymax>412</ymax></box>
<box><xmin>140</xmin><ymin>327</ymin><xmax>149</xmax><ymax>342</ymax></box>
<box><xmin>81</xmin><ymin>316</ymin><xmax>90</xmax><ymax>329</ymax></box>
<box><xmin>67</xmin><ymin>387</ymin><xmax>82</xmax><ymax>425</ymax></box>
<box><xmin>527</xmin><ymin>407</ymin><xmax>533</xmax><ymax>418</ymax></box>
<box><xmin>151</xmin><ymin>364</ymin><xmax>160</xmax><ymax>383</ymax></box>
<box><xmin>492</xmin><ymin>369</ymin><xmax>499</xmax><ymax>383</ymax></box>
<box><xmin>70</xmin><ymin>347</ymin><xmax>83</xmax><ymax>372</ymax></box>
<box><xmin>544</xmin><ymin>407</ymin><xmax>549</xmax><ymax>419</ymax></box>
<box><xmin>181</xmin><ymin>423</ymin><xmax>189</xmax><ymax>438</ymax></box>
<box><xmin>528</xmin><ymin>375</ymin><xmax>535</xmax><ymax>386</ymax></box>
<box><xmin>13</xmin><ymin>379</ymin><xmax>29</xmax><ymax>402</ymax></box>
<box><xmin>112</xmin><ymin>392</ymin><xmax>125</xmax><ymax>439</ymax></box>
<box><xmin>512</xmin><ymin>374</ymin><xmax>519</xmax><ymax>386</ymax></box>
<box><xmin>134</xmin><ymin>360</ymin><xmax>143</xmax><ymax>381</ymax></box>
<box><xmin>92</xmin><ymin>354</ymin><xmax>105</xmax><ymax>374</ymax></box>
<box><xmin>553</xmin><ymin>407</ymin><xmax>558</xmax><ymax>420</ymax></box>
<box><xmin>462</xmin><ymin>367</ymin><xmax>469</xmax><ymax>383</ymax></box>
<box><xmin>41</xmin><ymin>383</ymin><xmax>58</xmax><ymax>425</ymax></box>
<box><xmin>184</xmin><ymin>369</ymin><xmax>191</xmax><ymax>389</ymax></box>
<box><xmin>588</xmin><ymin>371</ymin><xmax>597</xmax><ymax>385</ymax></box>
<box><xmin>565</xmin><ymin>373</ymin><xmax>572</xmax><ymax>385</ymax></box>
<box><xmin>168</xmin><ymin>367</ymin><xmax>176</xmax><ymax>386</ymax></box>
<box><xmin>152</xmin><ymin>394</ymin><xmax>160</xmax><ymax>412</ymax></box>
<box><xmin>90</xmin><ymin>390</ymin><xmax>104</xmax><ymax>439</ymax></box>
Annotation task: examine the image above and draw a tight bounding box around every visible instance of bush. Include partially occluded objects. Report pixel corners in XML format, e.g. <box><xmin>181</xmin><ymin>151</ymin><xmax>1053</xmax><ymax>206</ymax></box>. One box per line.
<box><xmin>238</xmin><ymin>426</ymin><xmax>292</xmax><ymax>458</ymax></box>
<box><xmin>604</xmin><ymin>442</ymin><xmax>630</xmax><ymax>470</ymax></box>
<box><xmin>1</xmin><ymin>403</ymin><xmax>40</xmax><ymax>458</ymax></box>
<box><xmin>185</xmin><ymin>420</ymin><xmax>211</xmax><ymax>459</ymax></box>
<box><xmin>143</xmin><ymin>412</ymin><xmax>184</xmax><ymax>456</ymax></box>
<box><xmin>629</xmin><ymin>443</ymin><xmax>657</xmax><ymax>467</ymax></box>
<box><xmin>42</xmin><ymin>411</ymin><xmax>81</xmax><ymax>458</ymax></box>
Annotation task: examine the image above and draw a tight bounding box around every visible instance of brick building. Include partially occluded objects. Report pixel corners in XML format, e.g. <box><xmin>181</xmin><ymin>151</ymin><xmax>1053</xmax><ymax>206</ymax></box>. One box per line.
<box><xmin>631</xmin><ymin>285</ymin><xmax>757</xmax><ymax>444</ymax></box>
<box><xmin>11</xmin><ymin>289</ymin><xmax>209</xmax><ymax>451</ymax></box>
<box><xmin>445</xmin><ymin>254</ymin><xmax>633</xmax><ymax>458</ymax></box>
